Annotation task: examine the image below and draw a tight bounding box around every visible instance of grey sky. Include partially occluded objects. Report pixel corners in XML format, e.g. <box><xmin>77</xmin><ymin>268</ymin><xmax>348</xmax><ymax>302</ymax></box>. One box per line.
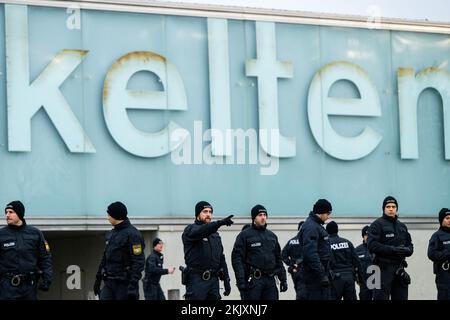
<box><xmin>157</xmin><ymin>0</ymin><xmax>450</xmax><ymax>23</ymax></box>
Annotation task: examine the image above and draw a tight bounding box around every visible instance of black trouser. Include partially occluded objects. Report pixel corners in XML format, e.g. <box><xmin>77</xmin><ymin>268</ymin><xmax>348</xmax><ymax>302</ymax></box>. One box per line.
<box><xmin>436</xmin><ymin>271</ymin><xmax>450</xmax><ymax>300</ymax></box>
<box><xmin>0</xmin><ymin>277</ymin><xmax>37</xmax><ymax>300</ymax></box>
<box><xmin>300</xmin><ymin>268</ymin><xmax>330</xmax><ymax>300</ymax></box>
<box><xmin>144</xmin><ymin>283</ymin><xmax>166</xmax><ymax>300</ymax></box>
<box><xmin>290</xmin><ymin>272</ymin><xmax>306</xmax><ymax>300</ymax></box>
<box><xmin>373</xmin><ymin>264</ymin><xmax>408</xmax><ymax>300</ymax></box>
<box><xmin>242</xmin><ymin>274</ymin><xmax>278</xmax><ymax>300</ymax></box>
<box><xmin>100</xmin><ymin>279</ymin><xmax>138</xmax><ymax>300</ymax></box>
<box><xmin>185</xmin><ymin>274</ymin><xmax>220</xmax><ymax>300</ymax></box>
<box><xmin>359</xmin><ymin>285</ymin><xmax>373</xmax><ymax>300</ymax></box>
<box><xmin>330</xmin><ymin>271</ymin><xmax>356</xmax><ymax>300</ymax></box>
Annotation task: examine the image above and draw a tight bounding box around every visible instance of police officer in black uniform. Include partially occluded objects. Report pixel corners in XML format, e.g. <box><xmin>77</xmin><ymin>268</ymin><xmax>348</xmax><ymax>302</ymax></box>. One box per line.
<box><xmin>427</xmin><ymin>208</ymin><xmax>450</xmax><ymax>300</ymax></box>
<box><xmin>282</xmin><ymin>221</ymin><xmax>305</xmax><ymax>300</ymax></box>
<box><xmin>298</xmin><ymin>199</ymin><xmax>332</xmax><ymax>300</ymax></box>
<box><xmin>355</xmin><ymin>225</ymin><xmax>374</xmax><ymax>300</ymax></box>
<box><xmin>182</xmin><ymin>201</ymin><xmax>233</xmax><ymax>300</ymax></box>
<box><xmin>368</xmin><ymin>196</ymin><xmax>413</xmax><ymax>300</ymax></box>
<box><xmin>94</xmin><ymin>201</ymin><xmax>145</xmax><ymax>300</ymax></box>
<box><xmin>143</xmin><ymin>237</ymin><xmax>175</xmax><ymax>300</ymax></box>
<box><xmin>326</xmin><ymin>221</ymin><xmax>363</xmax><ymax>300</ymax></box>
<box><xmin>232</xmin><ymin>204</ymin><xmax>287</xmax><ymax>300</ymax></box>
<box><xmin>0</xmin><ymin>201</ymin><xmax>52</xmax><ymax>300</ymax></box>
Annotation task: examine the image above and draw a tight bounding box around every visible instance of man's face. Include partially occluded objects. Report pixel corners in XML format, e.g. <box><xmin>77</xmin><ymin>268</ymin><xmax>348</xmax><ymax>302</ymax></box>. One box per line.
<box><xmin>5</xmin><ymin>209</ymin><xmax>22</xmax><ymax>226</ymax></box>
<box><xmin>318</xmin><ymin>212</ymin><xmax>330</xmax><ymax>223</ymax></box>
<box><xmin>197</xmin><ymin>208</ymin><xmax>212</xmax><ymax>223</ymax></box>
<box><xmin>442</xmin><ymin>215</ymin><xmax>450</xmax><ymax>228</ymax></box>
<box><xmin>363</xmin><ymin>234</ymin><xmax>368</xmax><ymax>243</ymax></box>
<box><xmin>154</xmin><ymin>242</ymin><xmax>163</xmax><ymax>253</ymax></box>
<box><xmin>253</xmin><ymin>212</ymin><xmax>267</xmax><ymax>227</ymax></box>
<box><xmin>384</xmin><ymin>203</ymin><xmax>397</xmax><ymax>217</ymax></box>
<box><xmin>107</xmin><ymin>214</ymin><xmax>119</xmax><ymax>226</ymax></box>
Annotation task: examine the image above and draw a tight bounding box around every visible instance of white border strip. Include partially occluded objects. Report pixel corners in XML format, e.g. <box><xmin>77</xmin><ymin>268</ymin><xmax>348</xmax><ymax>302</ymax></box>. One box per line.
<box><xmin>0</xmin><ymin>0</ymin><xmax>449</xmax><ymax>34</ymax></box>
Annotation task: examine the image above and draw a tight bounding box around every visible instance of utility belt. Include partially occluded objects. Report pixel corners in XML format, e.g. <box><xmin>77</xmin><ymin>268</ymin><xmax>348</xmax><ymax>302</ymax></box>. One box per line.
<box><xmin>188</xmin><ymin>268</ymin><xmax>218</xmax><ymax>281</ymax></box>
<box><xmin>102</xmin><ymin>272</ymin><xmax>129</xmax><ymax>281</ymax></box>
<box><xmin>2</xmin><ymin>272</ymin><xmax>38</xmax><ymax>287</ymax></box>
<box><xmin>247</xmin><ymin>267</ymin><xmax>275</xmax><ymax>280</ymax></box>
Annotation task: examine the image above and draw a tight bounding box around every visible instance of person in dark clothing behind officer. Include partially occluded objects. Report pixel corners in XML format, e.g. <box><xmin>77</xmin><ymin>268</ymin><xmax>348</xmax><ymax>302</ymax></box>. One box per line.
<box><xmin>367</xmin><ymin>196</ymin><xmax>413</xmax><ymax>300</ymax></box>
<box><xmin>298</xmin><ymin>199</ymin><xmax>332</xmax><ymax>300</ymax></box>
<box><xmin>355</xmin><ymin>225</ymin><xmax>374</xmax><ymax>300</ymax></box>
<box><xmin>182</xmin><ymin>201</ymin><xmax>233</xmax><ymax>300</ymax></box>
<box><xmin>0</xmin><ymin>201</ymin><xmax>52</xmax><ymax>300</ymax></box>
<box><xmin>143</xmin><ymin>237</ymin><xmax>175</xmax><ymax>300</ymax></box>
<box><xmin>326</xmin><ymin>221</ymin><xmax>363</xmax><ymax>300</ymax></box>
<box><xmin>232</xmin><ymin>205</ymin><xmax>287</xmax><ymax>300</ymax></box>
<box><xmin>94</xmin><ymin>201</ymin><xmax>145</xmax><ymax>300</ymax></box>
<box><xmin>427</xmin><ymin>208</ymin><xmax>450</xmax><ymax>300</ymax></box>
<box><xmin>282</xmin><ymin>221</ymin><xmax>305</xmax><ymax>300</ymax></box>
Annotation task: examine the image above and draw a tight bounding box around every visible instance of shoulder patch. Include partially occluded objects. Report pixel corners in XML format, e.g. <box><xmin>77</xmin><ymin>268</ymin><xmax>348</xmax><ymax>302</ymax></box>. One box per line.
<box><xmin>132</xmin><ymin>244</ymin><xmax>142</xmax><ymax>255</ymax></box>
<box><xmin>44</xmin><ymin>241</ymin><xmax>51</xmax><ymax>252</ymax></box>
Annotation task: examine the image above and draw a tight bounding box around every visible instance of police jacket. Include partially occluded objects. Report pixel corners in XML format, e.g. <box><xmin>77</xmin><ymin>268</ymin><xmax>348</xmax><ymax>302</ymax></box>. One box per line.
<box><xmin>232</xmin><ymin>223</ymin><xmax>286</xmax><ymax>287</ymax></box>
<box><xmin>367</xmin><ymin>214</ymin><xmax>413</xmax><ymax>265</ymax></box>
<box><xmin>328</xmin><ymin>234</ymin><xmax>363</xmax><ymax>279</ymax></box>
<box><xmin>144</xmin><ymin>250</ymin><xmax>167</xmax><ymax>285</ymax></box>
<box><xmin>355</xmin><ymin>242</ymin><xmax>373</xmax><ymax>280</ymax></box>
<box><xmin>281</xmin><ymin>232</ymin><xmax>303</xmax><ymax>274</ymax></box>
<box><xmin>427</xmin><ymin>226</ymin><xmax>450</xmax><ymax>275</ymax></box>
<box><xmin>0</xmin><ymin>221</ymin><xmax>52</xmax><ymax>284</ymax></box>
<box><xmin>299</xmin><ymin>212</ymin><xmax>330</xmax><ymax>278</ymax></box>
<box><xmin>182</xmin><ymin>219</ymin><xmax>229</xmax><ymax>279</ymax></box>
<box><xmin>96</xmin><ymin>218</ymin><xmax>145</xmax><ymax>290</ymax></box>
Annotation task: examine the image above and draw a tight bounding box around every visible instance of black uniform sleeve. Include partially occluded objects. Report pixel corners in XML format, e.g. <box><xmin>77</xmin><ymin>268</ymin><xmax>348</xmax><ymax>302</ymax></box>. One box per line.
<box><xmin>218</xmin><ymin>252</ymin><xmax>230</xmax><ymax>281</ymax></box>
<box><xmin>127</xmin><ymin>231</ymin><xmax>145</xmax><ymax>290</ymax></box>
<box><xmin>183</xmin><ymin>221</ymin><xmax>221</xmax><ymax>241</ymax></box>
<box><xmin>402</xmin><ymin>224</ymin><xmax>414</xmax><ymax>257</ymax></box>
<box><xmin>281</xmin><ymin>241</ymin><xmax>293</xmax><ymax>267</ymax></box>
<box><xmin>37</xmin><ymin>231</ymin><xmax>52</xmax><ymax>285</ymax></box>
<box><xmin>428</xmin><ymin>233</ymin><xmax>450</xmax><ymax>262</ymax></box>
<box><xmin>349</xmin><ymin>242</ymin><xmax>364</xmax><ymax>281</ymax></box>
<box><xmin>302</xmin><ymin>226</ymin><xmax>325</xmax><ymax>278</ymax></box>
<box><xmin>95</xmin><ymin>233</ymin><xmax>108</xmax><ymax>280</ymax></box>
<box><xmin>147</xmin><ymin>254</ymin><xmax>168</xmax><ymax>276</ymax></box>
<box><xmin>274</xmin><ymin>239</ymin><xmax>287</xmax><ymax>282</ymax></box>
<box><xmin>231</xmin><ymin>232</ymin><xmax>247</xmax><ymax>287</ymax></box>
<box><xmin>367</xmin><ymin>221</ymin><xmax>395</xmax><ymax>256</ymax></box>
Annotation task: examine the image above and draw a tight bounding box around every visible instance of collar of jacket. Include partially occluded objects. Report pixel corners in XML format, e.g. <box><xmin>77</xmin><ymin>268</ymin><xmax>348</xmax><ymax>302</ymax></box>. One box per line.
<box><xmin>382</xmin><ymin>213</ymin><xmax>398</xmax><ymax>222</ymax></box>
<box><xmin>309</xmin><ymin>211</ymin><xmax>325</xmax><ymax>225</ymax></box>
<box><xmin>114</xmin><ymin>218</ymin><xmax>130</xmax><ymax>230</ymax></box>
<box><xmin>7</xmin><ymin>220</ymin><xmax>27</xmax><ymax>229</ymax></box>
<box><xmin>252</xmin><ymin>223</ymin><xmax>267</xmax><ymax>231</ymax></box>
<box><xmin>440</xmin><ymin>226</ymin><xmax>450</xmax><ymax>233</ymax></box>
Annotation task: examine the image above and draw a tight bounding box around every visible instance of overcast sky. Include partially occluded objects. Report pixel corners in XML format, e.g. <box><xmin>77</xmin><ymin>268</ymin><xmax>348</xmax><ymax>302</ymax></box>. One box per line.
<box><xmin>156</xmin><ymin>0</ymin><xmax>450</xmax><ymax>22</ymax></box>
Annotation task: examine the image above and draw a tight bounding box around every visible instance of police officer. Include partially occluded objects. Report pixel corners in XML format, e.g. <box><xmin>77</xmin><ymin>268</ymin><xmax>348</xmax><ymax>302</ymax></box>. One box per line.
<box><xmin>282</xmin><ymin>221</ymin><xmax>305</xmax><ymax>300</ymax></box>
<box><xmin>182</xmin><ymin>201</ymin><xmax>233</xmax><ymax>300</ymax></box>
<box><xmin>326</xmin><ymin>221</ymin><xmax>363</xmax><ymax>300</ymax></box>
<box><xmin>368</xmin><ymin>196</ymin><xmax>413</xmax><ymax>300</ymax></box>
<box><xmin>427</xmin><ymin>208</ymin><xmax>450</xmax><ymax>300</ymax></box>
<box><xmin>143</xmin><ymin>237</ymin><xmax>175</xmax><ymax>300</ymax></box>
<box><xmin>232</xmin><ymin>204</ymin><xmax>287</xmax><ymax>300</ymax></box>
<box><xmin>94</xmin><ymin>201</ymin><xmax>145</xmax><ymax>300</ymax></box>
<box><xmin>355</xmin><ymin>225</ymin><xmax>374</xmax><ymax>300</ymax></box>
<box><xmin>0</xmin><ymin>201</ymin><xmax>52</xmax><ymax>300</ymax></box>
<box><xmin>298</xmin><ymin>199</ymin><xmax>332</xmax><ymax>300</ymax></box>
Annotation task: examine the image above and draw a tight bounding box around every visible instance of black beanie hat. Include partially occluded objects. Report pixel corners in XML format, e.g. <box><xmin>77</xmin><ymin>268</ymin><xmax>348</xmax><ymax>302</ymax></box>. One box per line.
<box><xmin>361</xmin><ymin>225</ymin><xmax>370</xmax><ymax>237</ymax></box>
<box><xmin>382</xmin><ymin>196</ymin><xmax>398</xmax><ymax>211</ymax></box>
<box><xmin>326</xmin><ymin>221</ymin><xmax>338</xmax><ymax>235</ymax></box>
<box><xmin>251</xmin><ymin>204</ymin><xmax>267</xmax><ymax>220</ymax></box>
<box><xmin>152</xmin><ymin>237</ymin><xmax>162</xmax><ymax>247</ymax></box>
<box><xmin>438</xmin><ymin>208</ymin><xmax>450</xmax><ymax>225</ymax></box>
<box><xmin>297</xmin><ymin>221</ymin><xmax>304</xmax><ymax>231</ymax></box>
<box><xmin>195</xmin><ymin>201</ymin><xmax>213</xmax><ymax>217</ymax></box>
<box><xmin>313</xmin><ymin>199</ymin><xmax>332</xmax><ymax>214</ymax></box>
<box><xmin>5</xmin><ymin>201</ymin><xmax>25</xmax><ymax>221</ymax></box>
<box><xmin>107</xmin><ymin>201</ymin><xmax>128</xmax><ymax>220</ymax></box>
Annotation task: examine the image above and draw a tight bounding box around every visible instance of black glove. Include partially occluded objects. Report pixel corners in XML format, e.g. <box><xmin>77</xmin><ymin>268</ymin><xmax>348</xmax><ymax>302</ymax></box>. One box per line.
<box><xmin>38</xmin><ymin>281</ymin><xmax>50</xmax><ymax>292</ymax></box>
<box><xmin>320</xmin><ymin>275</ymin><xmax>330</xmax><ymax>288</ymax></box>
<box><xmin>219</xmin><ymin>215</ymin><xmax>234</xmax><ymax>227</ymax></box>
<box><xmin>223</xmin><ymin>279</ymin><xmax>231</xmax><ymax>296</ymax></box>
<box><xmin>394</xmin><ymin>246</ymin><xmax>412</xmax><ymax>257</ymax></box>
<box><xmin>287</xmin><ymin>264</ymin><xmax>298</xmax><ymax>274</ymax></box>
<box><xmin>93</xmin><ymin>278</ymin><xmax>101</xmax><ymax>296</ymax></box>
<box><xmin>280</xmin><ymin>281</ymin><xmax>288</xmax><ymax>292</ymax></box>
